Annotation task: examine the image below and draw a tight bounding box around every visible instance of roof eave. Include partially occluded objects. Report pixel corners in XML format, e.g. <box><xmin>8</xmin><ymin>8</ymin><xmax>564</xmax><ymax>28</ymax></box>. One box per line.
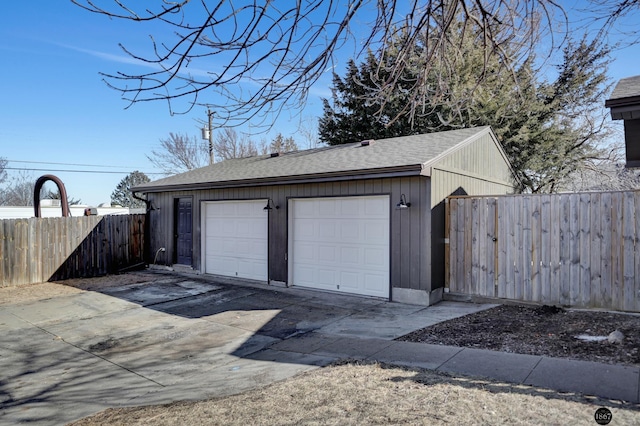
<box><xmin>606</xmin><ymin>103</ymin><xmax>640</xmax><ymax>120</ymax></box>
<box><xmin>605</xmin><ymin>95</ymin><xmax>640</xmax><ymax>109</ymax></box>
<box><xmin>132</xmin><ymin>164</ymin><xmax>424</xmax><ymax>193</ymax></box>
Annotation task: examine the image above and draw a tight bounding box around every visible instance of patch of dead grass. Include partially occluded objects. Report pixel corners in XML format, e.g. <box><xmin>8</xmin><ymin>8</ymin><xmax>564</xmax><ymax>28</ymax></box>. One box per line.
<box><xmin>0</xmin><ymin>281</ymin><xmax>83</xmax><ymax>305</ymax></box>
<box><xmin>62</xmin><ymin>271</ymin><xmax>159</xmax><ymax>291</ymax></box>
<box><xmin>0</xmin><ymin>271</ymin><xmax>159</xmax><ymax>305</ymax></box>
<box><xmin>69</xmin><ymin>361</ymin><xmax>639</xmax><ymax>425</ymax></box>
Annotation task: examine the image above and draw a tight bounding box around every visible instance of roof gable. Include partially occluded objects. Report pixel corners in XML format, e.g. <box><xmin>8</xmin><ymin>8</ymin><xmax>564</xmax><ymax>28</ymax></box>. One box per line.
<box><xmin>135</xmin><ymin>126</ymin><xmax>501</xmax><ymax>192</ymax></box>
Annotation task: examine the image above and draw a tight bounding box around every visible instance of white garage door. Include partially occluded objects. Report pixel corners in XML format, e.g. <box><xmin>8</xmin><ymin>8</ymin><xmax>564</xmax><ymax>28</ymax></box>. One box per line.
<box><xmin>203</xmin><ymin>200</ymin><xmax>268</xmax><ymax>281</ymax></box>
<box><xmin>289</xmin><ymin>196</ymin><xmax>390</xmax><ymax>298</ymax></box>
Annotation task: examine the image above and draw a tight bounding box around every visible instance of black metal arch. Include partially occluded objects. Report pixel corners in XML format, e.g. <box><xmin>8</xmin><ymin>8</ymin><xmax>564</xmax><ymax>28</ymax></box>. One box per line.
<box><xmin>33</xmin><ymin>174</ymin><xmax>70</xmax><ymax>217</ymax></box>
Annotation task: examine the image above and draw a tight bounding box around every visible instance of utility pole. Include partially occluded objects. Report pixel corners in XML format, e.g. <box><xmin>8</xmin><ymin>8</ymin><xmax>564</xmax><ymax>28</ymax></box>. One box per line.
<box><xmin>207</xmin><ymin>109</ymin><xmax>214</xmax><ymax>165</ymax></box>
<box><xmin>202</xmin><ymin>109</ymin><xmax>215</xmax><ymax>165</ymax></box>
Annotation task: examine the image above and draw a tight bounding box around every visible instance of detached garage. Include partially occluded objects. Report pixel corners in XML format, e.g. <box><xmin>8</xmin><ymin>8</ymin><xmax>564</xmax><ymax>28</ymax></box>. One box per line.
<box><xmin>135</xmin><ymin>126</ymin><xmax>517</xmax><ymax>305</ymax></box>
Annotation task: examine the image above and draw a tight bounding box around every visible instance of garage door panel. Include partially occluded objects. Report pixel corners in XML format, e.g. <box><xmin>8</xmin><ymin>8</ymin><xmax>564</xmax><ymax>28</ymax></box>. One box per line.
<box><xmin>251</xmin><ymin>220</ymin><xmax>266</xmax><ymax>234</ymax></box>
<box><xmin>365</xmin><ymin>198</ymin><xmax>388</xmax><ymax>216</ymax></box>
<box><xmin>295</xmin><ymin>243</ymin><xmax>315</xmax><ymax>261</ymax></box>
<box><xmin>204</xmin><ymin>200</ymin><xmax>267</xmax><ymax>281</ymax></box>
<box><xmin>207</xmin><ymin>236</ymin><xmax>261</xmax><ymax>257</ymax></box>
<box><xmin>318</xmin><ymin>245</ymin><xmax>337</xmax><ymax>262</ymax></box>
<box><xmin>231</xmin><ymin>238</ymin><xmax>267</xmax><ymax>259</ymax></box>
<box><xmin>317</xmin><ymin>269</ymin><xmax>336</xmax><ymax>286</ymax></box>
<box><xmin>235</xmin><ymin>239</ymin><xmax>250</xmax><ymax>254</ymax></box>
<box><xmin>295</xmin><ymin>265</ymin><xmax>315</xmax><ymax>283</ymax></box>
<box><xmin>318</xmin><ymin>221</ymin><xmax>336</xmax><ymax>239</ymax></box>
<box><xmin>318</xmin><ymin>200</ymin><xmax>336</xmax><ymax>216</ymax></box>
<box><xmin>236</xmin><ymin>221</ymin><xmax>252</xmax><ymax>236</ymax></box>
<box><xmin>340</xmin><ymin>222</ymin><xmax>359</xmax><ymax>239</ymax></box>
<box><xmin>340</xmin><ymin>246</ymin><xmax>360</xmax><ymax>265</ymax></box>
<box><xmin>249</xmin><ymin>242</ymin><xmax>267</xmax><ymax>259</ymax></box>
<box><xmin>236</xmin><ymin>202</ymin><xmax>255</xmax><ymax>215</ymax></box>
<box><xmin>364</xmin><ymin>222</ymin><xmax>386</xmax><ymax>242</ymax></box>
<box><xmin>363</xmin><ymin>274</ymin><xmax>386</xmax><ymax>294</ymax></box>
<box><xmin>339</xmin><ymin>271</ymin><xmax>359</xmax><ymax>287</ymax></box>
<box><xmin>293</xmin><ymin>219</ymin><xmax>316</xmax><ymax>237</ymax></box>
<box><xmin>205</xmin><ymin>219</ymin><xmax>225</xmax><ymax>235</ymax></box>
<box><xmin>291</xmin><ymin>196</ymin><xmax>389</xmax><ymax>298</ymax></box>
<box><xmin>294</xmin><ymin>200</ymin><xmax>312</xmax><ymax>216</ymax></box>
<box><xmin>340</xmin><ymin>199</ymin><xmax>360</xmax><ymax>215</ymax></box>
<box><xmin>206</xmin><ymin>256</ymin><xmax>235</xmax><ymax>276</ymax></box>
<box><xmin>238</xmin><ymin>259</ymin><xmax>265</xmax><ymax>277</ymax></box>
<box><xmin>364</xmin><ymin>247</ymin><xmax>386</xmax><ymax>266</ymax></box>
<box><xmin>219</xmin><ymin>203</ymin><xmax>235</xmax><ymax>216</ymax></box>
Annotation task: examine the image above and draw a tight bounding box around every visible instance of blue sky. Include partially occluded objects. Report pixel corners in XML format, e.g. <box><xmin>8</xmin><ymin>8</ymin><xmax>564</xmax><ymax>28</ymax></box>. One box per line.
<box><xmin>0</xmin><ymin>1</ymin><xmax>330</xmax><ymax>206</ymax></box>
<box><xmin>0</xmin><ymin>1</ymin><xmax>638</xmax><ymax>206</ymax></box>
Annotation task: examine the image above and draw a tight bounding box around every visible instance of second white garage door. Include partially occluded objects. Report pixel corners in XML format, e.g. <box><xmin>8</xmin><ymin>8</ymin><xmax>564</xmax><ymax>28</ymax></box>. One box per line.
<box><xmin>289</xmin><ymin>196</ymin><xmax>390</xmax><ymax>298</ymax></box>
<box><xmin>203</xmin><ymin>200</ymin><xmax>268</xmax><ymax>281</ymax></box>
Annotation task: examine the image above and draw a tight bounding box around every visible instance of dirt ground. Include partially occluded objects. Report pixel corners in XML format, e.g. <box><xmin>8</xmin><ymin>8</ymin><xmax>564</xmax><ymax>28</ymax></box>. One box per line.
<box><xmin>398</xmin><ymin>304</ymin><xmax>640</xmax><ymax>367</ymax></box>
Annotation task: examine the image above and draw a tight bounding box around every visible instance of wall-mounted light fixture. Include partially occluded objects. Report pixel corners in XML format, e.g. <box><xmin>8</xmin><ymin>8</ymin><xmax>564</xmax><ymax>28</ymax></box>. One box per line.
<box><xmin>264</xmin><ymin>198</ymin><xmax>279</xmax><ymax>211</ymax></box>
<box><xmin>396</xmin><ymin>194</ymin><xmax>411</xmax><ymax>210</ymax></box>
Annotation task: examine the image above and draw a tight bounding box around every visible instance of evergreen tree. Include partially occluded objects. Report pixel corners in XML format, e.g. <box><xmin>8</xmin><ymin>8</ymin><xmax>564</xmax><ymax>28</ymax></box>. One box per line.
<box><xmin>111</xmin><ymin>171</ymin><xmax>150</xmax><ymax>208</ymax></box>
<box><xmin>319</xmin><ymin>19</ymin><xmax>613</xmax><ymax>193</ymax></box>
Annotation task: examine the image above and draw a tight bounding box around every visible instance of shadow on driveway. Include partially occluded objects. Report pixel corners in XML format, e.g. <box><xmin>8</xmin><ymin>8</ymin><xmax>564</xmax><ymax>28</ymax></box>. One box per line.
<box><xmin>0</xmin><ymin>270</ymin><xmax>492</xmax><ymax>425</ymax></box>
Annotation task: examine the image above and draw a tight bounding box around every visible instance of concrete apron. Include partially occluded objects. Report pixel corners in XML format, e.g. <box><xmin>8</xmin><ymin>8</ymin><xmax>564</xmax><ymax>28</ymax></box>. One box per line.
<box><xmin>0</xmin><ymin>272</ymin><xmax>493</xmax><ymax>425</ymax></box>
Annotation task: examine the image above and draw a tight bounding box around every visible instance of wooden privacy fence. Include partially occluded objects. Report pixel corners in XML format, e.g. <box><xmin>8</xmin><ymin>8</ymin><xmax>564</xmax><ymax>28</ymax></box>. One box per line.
<box><xmin>447</xmin><ymin>191</ymin><xmax>640</xmax><ymax>313</ymax></box>
<box><xmin>0</xmin><ymin>214</ymin><xmax>145</xmax><ymax>287</ymax></box>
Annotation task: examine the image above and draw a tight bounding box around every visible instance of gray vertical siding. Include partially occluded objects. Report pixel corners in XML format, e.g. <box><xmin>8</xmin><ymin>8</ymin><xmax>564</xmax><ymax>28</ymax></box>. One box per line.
<box><xmin>430</xmin><ymin>131</ymin><xmax>515</xmax><ymax>206</ymax></box>
<box><xmin>146</xmin><ymin>176</ymin><xmax>433</xmax><ymax>295</ymax></box>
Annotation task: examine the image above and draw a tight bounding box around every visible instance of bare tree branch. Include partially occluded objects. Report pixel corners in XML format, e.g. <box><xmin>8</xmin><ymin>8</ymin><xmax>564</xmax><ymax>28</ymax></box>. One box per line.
<box><xmin>586</xmin><ymin>0</ymin><xmax>640</xmax><ymax>47</ymax></box>
<box><xmin>146</xmin><ymin>132</ymin><xmax>209</xmax><ymax>175</ymax></box>
<box><xmin>214</xmin><ymin>128</ymin><xmax>262</xmax><ymax>160</ymax></box>
<box><xmin>72</xmin><ymin>0</ymin><xmax>569</xmax><ymax>131</ymax></box>
<box><xmin>0</xmin><ymin>157</ymin><xmax>7</xmax><ymax>185</ymax></box>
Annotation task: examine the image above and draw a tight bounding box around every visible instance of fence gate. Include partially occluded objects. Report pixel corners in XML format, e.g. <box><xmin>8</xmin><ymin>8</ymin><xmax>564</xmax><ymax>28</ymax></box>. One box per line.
<box><xmin>447</xmin><ymin>191</ymin><xmax>640</xmax><ymax>313</ymax></box>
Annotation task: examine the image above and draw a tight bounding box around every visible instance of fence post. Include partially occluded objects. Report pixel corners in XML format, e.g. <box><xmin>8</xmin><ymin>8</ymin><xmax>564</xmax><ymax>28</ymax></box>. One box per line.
<box><xmin>444</xmin><ymin>197</ymin><xmax>450</xmax><ymax>291</ymax></box>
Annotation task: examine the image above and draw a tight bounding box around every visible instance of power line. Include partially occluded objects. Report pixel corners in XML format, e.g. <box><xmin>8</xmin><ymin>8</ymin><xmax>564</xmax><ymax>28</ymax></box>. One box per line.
<box><xmin>4</xmin><ymin>167</ymin><xmax>165</xmax><ymax>175</ymax></box>
<box><xmin>7</xmin><ymin>159</ymin><xmax>153</xmax><ymax>169</ymax></box>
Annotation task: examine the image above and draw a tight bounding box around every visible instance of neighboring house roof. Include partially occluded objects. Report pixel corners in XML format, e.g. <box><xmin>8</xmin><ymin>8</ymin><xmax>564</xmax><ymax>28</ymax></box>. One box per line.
<box><xmin>134</xmin><ymin>126</ymin><xmax>506</xmax><ymax>192</ymax></box>
<box><xmin>605</xmin><ymin>75</ymin><xmax>640</xmax><ymax>120</ymax></box>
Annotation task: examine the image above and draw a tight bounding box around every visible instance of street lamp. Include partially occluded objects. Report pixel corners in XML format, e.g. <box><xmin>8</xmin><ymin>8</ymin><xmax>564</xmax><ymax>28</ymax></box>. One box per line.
<box><xmin>201</xmin><ymin>109</ymin><xmax>215</xmax><ymax>165</ymax></box>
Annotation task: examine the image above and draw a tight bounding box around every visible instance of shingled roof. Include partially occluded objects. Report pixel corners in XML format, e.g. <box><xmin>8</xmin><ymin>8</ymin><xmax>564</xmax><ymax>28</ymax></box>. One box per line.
<box><xmin>135</xmin><ymin>126</ymin><xmax>496</xmax><ymax>192</ymax></box>
<box><xmin>605</xmin><ymin>75</ymin><xmax>640</xmax><ymax>120</ymax></box>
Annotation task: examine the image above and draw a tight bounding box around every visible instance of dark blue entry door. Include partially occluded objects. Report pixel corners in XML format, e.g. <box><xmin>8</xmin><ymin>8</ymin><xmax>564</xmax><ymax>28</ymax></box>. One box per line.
<box><xmin>175</xmin><ymin>198</ymin><xmax>193</xmax><ymax>265</ymax></box>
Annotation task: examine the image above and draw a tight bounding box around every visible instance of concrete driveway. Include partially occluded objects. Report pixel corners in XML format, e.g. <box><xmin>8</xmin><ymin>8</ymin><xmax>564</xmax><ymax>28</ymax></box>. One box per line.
<box><xmin>0</xmin><ymin>271</ymin><xmax>493</xmax><ymax>425</ymax></box>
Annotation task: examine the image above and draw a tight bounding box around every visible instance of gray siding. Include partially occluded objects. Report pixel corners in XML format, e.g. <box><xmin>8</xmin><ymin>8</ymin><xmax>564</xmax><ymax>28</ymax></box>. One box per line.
<box><xmin>147</xmin><ymin>176</ymin><xmax>433</xmax><ymax>296</ymax></box>
<box><xmin>430</xmin><ymin>131</ymin><xmax>515</xmax><ymax>206</ymax></box>
<box><xmin>428</xmin><ymin>132</ymin><xmax>516</xmax><ymax>290</ymax></box>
